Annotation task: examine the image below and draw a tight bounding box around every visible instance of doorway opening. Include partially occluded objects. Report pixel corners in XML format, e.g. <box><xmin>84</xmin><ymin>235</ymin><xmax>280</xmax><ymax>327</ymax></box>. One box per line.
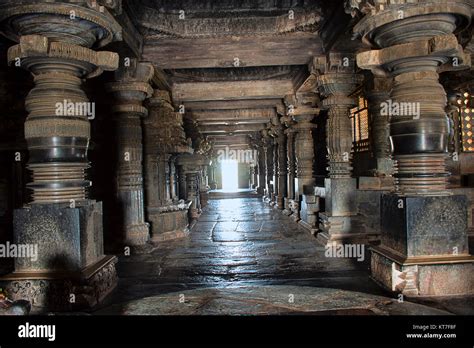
<box><xmin>221</xmin><ymin>159</ymin><xmax>239</xmax><ymax>192</ymax></box>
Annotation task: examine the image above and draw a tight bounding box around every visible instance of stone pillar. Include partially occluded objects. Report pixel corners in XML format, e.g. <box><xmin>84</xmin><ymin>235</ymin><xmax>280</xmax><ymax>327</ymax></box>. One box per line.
<box><xmin>199</xmin><ymin>164</ymin><xmax>210</xmax><ymax>208</ymax></box>
<box><xmin>186</xmin><ymin>170</ymin><xmax>200</xmax><ymax>219</ymax></box>
<box><xmin>270</xmin><ymin>138</ymin><xmax>278</xmax><ymax>205</ymax></box>
<box><xmin>276</xmin><ymin>131</ymin><xmax>287</xmax><ymax>210</ymax></box>
<box><xmin>209</xmin><ymin>160</ymin><xmax>218</xmax><ymax>190</ymax></box>
<box><xmin>143</xmin><ymin>90</ymin><xmax>193</xmax><ymax>242</ymax></box>
<box><xmin>178</xmin><ymin>166</ymin><xmax>187</xmax><ymax>200</ymax></box>
<box><xmin>366</xmin><ymin>76</ymin><xmax>394</xmax><ymax>178</ymax></box>
<box><xmin>170</xmin><ymin>156</ymin><xmax>178</xmax><ymax>201</ymax></box>
<box><xmin>316</xmin><ymin>54</ymin><xmax>363</xmax><ymax>243</ymax></box>
<box><xmin>292</xmin><ymin>105</ymin><xmax>318</xmax><ymax>225</ymax></box>
<box><xmin>350</xmin><ymin>0</ymin><xmax>474</xmax><ymax>296</ymax></box>
<box><xmin>263</xmin><ymin>134</ymin><xmax>274</xmax><ymax>202</ymax></box>
<box><xmin>283</xmin><ymin>125</ymin><xmax>296</xmax><ymax>215</ymax></box>
<box><xmin>249</xmin><ymin>164</ymin><xmax>256</xmax><ymax>189</ymax></box>
<box><xmin>0</xmin><ymin>1</ymin><xmax>120</xmax><ymax>310</ymax></box>
<box><xmin>107</xmin><ymin>61</ymin><xmax>153</xmax><ymax>247</ymax></box>
<box><xmin>256</xmin><ymin>144</ymin><xmax>266</xmax><ymax>194</ymax></box>
<box><xmin>176</xmin><ymin>153</ymin><xmax>207</xmax><ymax>220</ymax></box>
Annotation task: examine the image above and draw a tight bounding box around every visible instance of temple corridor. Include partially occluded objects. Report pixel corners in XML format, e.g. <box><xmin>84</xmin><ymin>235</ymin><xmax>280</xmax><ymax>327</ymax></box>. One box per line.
<box><xmin>0</xmin><ymin>0</ymin><xmax>474</xmax><ymax>321</ymax></box>
<box><xmin>94</xmin><ymin>197</ymin><xmax>472</xmax><ymax>315</ymax></box>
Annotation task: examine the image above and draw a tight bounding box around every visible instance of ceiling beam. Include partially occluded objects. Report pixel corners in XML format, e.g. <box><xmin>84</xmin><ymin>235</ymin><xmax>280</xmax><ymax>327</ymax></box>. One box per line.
<box><xmin>143</xmin><ymin>33</ymin><xmax>323</xmax><ymax>69</ymax></box>
<box><xmin>190</xmin><ymin>108</ymin><xmax>275</xmax><ymax>123</ymax></box>
<box><xmin>173</xmin><ymin>80</ymin><xmax>294</xmax><ymax>102</ymax></box>
<box><xmin>184</xmin><ymin>99</ymin><xmax>283</xmax><ymax>110</ymax></box>
<box><xmin>199</xmin><ymin>123</ymin><xmax>266</xmax><ymax>133</ymax></box>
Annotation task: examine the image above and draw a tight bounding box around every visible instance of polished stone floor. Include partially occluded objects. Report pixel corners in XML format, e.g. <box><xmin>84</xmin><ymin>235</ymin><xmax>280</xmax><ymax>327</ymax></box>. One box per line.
<box><xmin>96</xmin><ymin>197</ymin><xmax>474</xmax><ymax>315</ymax></box>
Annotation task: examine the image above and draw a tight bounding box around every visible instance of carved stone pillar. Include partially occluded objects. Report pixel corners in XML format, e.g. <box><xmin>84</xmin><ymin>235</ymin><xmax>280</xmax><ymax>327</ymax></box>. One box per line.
<box><xmin>283</xmin><ymin>126</ymin><xmax>296</xmax><ymax>215</ymax></box>
<box><xmin>366</xmin><ymin>76</ymin><xmax>394</xmax><ymax>179</ymax></box>
<box><xmin>350</xmin><ymin>0</ymin><xmax>474</xmax><ymax>296</ymax></box>
<box><xmin>178</xmin><ymin>166</ymin><xmax>187</xmax><ymax>200</ymax></box>
<box><xmin>263</xmin><ymin>134</ymin><xmax>274</xmax><ymax>202</ymax></box>
<box><xmin>257</xmin><ymin>143</ymin><xmax>266</xmax><ymax>195</ymax></box>
<box><xmin>316</xmin><ymin>54</ymin><xmax>363</xmax><ymax>243</ymax></box>
<box><xmin>270</xmin><ymin>138</ymin><xmax>278</xmax><ymax>205</ymax></box>
<box><xmin>292</xmin><ymin>109</ymin><xmax>317</xmax><ymax>225</ymax></box>
<box><xmin>176</xmin><ymin>153</ymin><xmax>208</xmax><ymax>221</ymax></box>
<box><xmin>249</xmin><ymin>164</ymin><xmax>256</xmax><ymax>189</ymax></box>
<box><xmin>0</xmin><ymin>1</ymin><xmax>120</xmax><ymax>311</ymax></box>
<box><xmin>199</xmin><ymin>164</ymin><xmax>210</xmax><ymax>208</ymax></box>
<box><xmin>209</xmin><ymin>160</ymin><xmax>218</xmax><ymax>190</ymax></box>
<box><xmin>170</xmin><ymin>155</ymin><xmax>178</xmax><ymax>201</ymax></box>
<box><xmin>275</xmin><ymin>131</ymin><xmax>287</xmax><ymax>210</ymax></box>
<box><xmin>186</xmin><ymin>170</ymin><xmax>200</xmax><ymax>219</ymax></box>
<box><xmin>107</xmin><ymin>61</ymin><xmax>153</xmax><ymax>247</ymax></box>
<box><xmin>143</xmin><ymin>90</ymin><xmax>193</xmax><ymax>242</ymax></box>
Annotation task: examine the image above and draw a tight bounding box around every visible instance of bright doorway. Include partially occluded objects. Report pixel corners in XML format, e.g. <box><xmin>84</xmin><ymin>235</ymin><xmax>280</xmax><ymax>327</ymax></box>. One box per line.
<box><xmin>221</xmin><ymin>159</ymin><xmax>238</xmax><ymax>191</ymax></box>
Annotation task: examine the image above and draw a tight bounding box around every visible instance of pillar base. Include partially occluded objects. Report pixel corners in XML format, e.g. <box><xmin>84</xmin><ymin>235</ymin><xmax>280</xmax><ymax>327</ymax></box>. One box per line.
<box><xmin>371</xmin><ymin>193</ymin><xmax>474</xmax><ymax>296</ymax></box>
<box><xmin>317</xmin><ymin>214</ymin><xmax>373</xmax><ymax>245</ymax></box>
<box><xmin>0</xmin><ymin>201</ymin><xmax>117</xmax><ymax>311</ymax></box>
<box><xmin>371</xmin><ymin>245</ymin><xmax>474</xmax><ymax>296</ymax></box>
<box><xmin>0</xmin><ymin>255</ymin><xmax>117</xmax><ymax>312</ymax></box>
<box><xmin>289</xmin><ymin>200</ymin><xmax>300</xmax><ymax>221</ymax></box>
<box><xmin>123</xmin><ymin>223</ymin><xmax>150</xmax><ymax>247</ymax></box>
<box><xmin>282</xmin><ymin>198</ymin><xmax>293</xmax><ymax>216</ymax></box>
<box><xmin>299</xmin><ymin>194</ymin><xmax>320</xmax><ymax>235</ymax></box>
<box><xmin>148</xmin><ymin>201</ymin><xmax>192</xmax><ymax>242</ymax></box>
<box><xmin>200</xmin><ymin>190</ymin><xmax>209</xmax><ymax>209</ymax></box>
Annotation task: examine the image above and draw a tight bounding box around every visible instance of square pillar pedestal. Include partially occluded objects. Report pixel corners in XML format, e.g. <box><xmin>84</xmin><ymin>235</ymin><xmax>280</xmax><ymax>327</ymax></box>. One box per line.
<box><xmin>318</xmin><ymin>178</ymin><xmax>364</xmax><ymax>245</ymax></box>
<box><xmin>371</xmin><ymin>194</ymin><xmax>474</xmax><ymax>296</ymax></box>
<box><xmin>0</xmin><ymin>201</ymin><xmax>117</xmax><ymax>311</ymax></box>
<box><xmin>298</xmin><ymin>194</ymin><xmax>320</xmax><ymax>235</ymax></box>
<box><xmin>148</xmin><ymin>201</ymin><xmax>192</xmax><ymax>242</ymax></box>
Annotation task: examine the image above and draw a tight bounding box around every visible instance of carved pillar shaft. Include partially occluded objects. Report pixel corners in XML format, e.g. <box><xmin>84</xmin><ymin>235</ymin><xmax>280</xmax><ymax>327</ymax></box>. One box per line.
<box><xmin>277</xmin><ymin>134</ymin><xmax>287</xmax><ymax>209</ymax></box>
<box><xmin>107</xmin><ymin>63</ymin><xmax>153</xmax><ymax>246</ymax></box>
<box><xmin>9</xmin><ymin>37</ymin><xmax>117</xmax><ymax>203</ymax></box>
<box><xmin>293</xmin><ymin>113</ymin><xmax>317</xmax><ymax>199</ymax></box>
<box><xmin>170</xmin><ymin>156</ymin><xmax>178</xmax><ymax>201</ymax></box>
<box><xmin>264</xmin><ymin>142</ymin><xmax>273</xmax><ymax>197</ymax></box>
<box><xmin>366</xmin><ymin>77</ymin><xmax>394</xmax><ymax>176</ymax></box>
<box><xmin>178</xmin><ymin>166</ymin><xmax>187</xmax><ymax>200</ymax></box>
<box><xmin>286</xmin><ymin>130</ymin><xmax>296</xmax><ymax>203</ymax></box>
<box><xmin>257</xmin><ymin>145</ymin><xmax>266</xmax><ymax>194</ymax></box>
<box><xmin>272</xmin><ymin>139</ymin><xmax>278</xmax><ymax>203</ymax></box>
<box><xmin>318</xmin><ymin>74</ymin><xmax>362</xmax><ymax>178</ymax></box>
<box><xmin>186</xmin><ymin>170</ymin><xmax>200</xmax><ymax>218</ymax></box>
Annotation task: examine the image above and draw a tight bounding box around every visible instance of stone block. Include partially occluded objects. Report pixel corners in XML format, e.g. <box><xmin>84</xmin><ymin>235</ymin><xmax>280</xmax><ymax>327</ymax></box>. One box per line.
<box><xmin>13</xmin><ymin>201</ymin><xmax>104</xmax><ymax>272</ymax></box>
<box><xmin>381</xmin><ymin>194</ymin><xmax>469</xmax><ymax>257</ymax></box>
<box><xmin>371</xmin><ymin>193</ymin><xmax>474</xmax><ymax>296</ymax></box>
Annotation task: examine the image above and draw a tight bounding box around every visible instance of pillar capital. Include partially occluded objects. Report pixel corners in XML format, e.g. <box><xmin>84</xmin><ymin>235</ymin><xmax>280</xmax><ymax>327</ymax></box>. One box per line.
<box><xmin>106</xmin><ymin>61</ymin><xmax>154</xmax><ymax>117</ymax></box>
<box><xmin>348</xmin><ymin>0</ymin><xmax>471</xmax><ymax>47</ymax></box>
<box><xmin>0</xmin><ymin>0</ymin><xmax>122</xmax><ymax>48</ymax></box>
<box><xmin>144</xmin><ymin>90</ymin><xmax>192</xmax><ymax>155</ymax></box>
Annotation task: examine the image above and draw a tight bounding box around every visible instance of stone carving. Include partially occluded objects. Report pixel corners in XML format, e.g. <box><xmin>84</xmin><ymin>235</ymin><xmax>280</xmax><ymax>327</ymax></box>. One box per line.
<box><xmin>106</xmin><ymin>60</ymin><xmax>154</xmax><ymax>246</ymax></box>
<box><xmin>0</xmin><ymin>0</ymin><xmax>120</xmax><ymax>310</ymax></box>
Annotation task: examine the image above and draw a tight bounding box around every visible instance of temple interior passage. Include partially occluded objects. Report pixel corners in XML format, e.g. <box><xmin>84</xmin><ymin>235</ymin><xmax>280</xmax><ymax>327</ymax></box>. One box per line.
<box><xmin>0</xmin><ymin>0</ymin><xmax>473</xmax><ymax>315</ymax></box>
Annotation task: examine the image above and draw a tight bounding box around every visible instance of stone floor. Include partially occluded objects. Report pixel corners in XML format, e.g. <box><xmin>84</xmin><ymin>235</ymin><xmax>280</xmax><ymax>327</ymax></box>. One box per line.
<box><xmin>95</xmin><ymin>197</ymin><xmax>474</xmax><ymax>315</ymax></box>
